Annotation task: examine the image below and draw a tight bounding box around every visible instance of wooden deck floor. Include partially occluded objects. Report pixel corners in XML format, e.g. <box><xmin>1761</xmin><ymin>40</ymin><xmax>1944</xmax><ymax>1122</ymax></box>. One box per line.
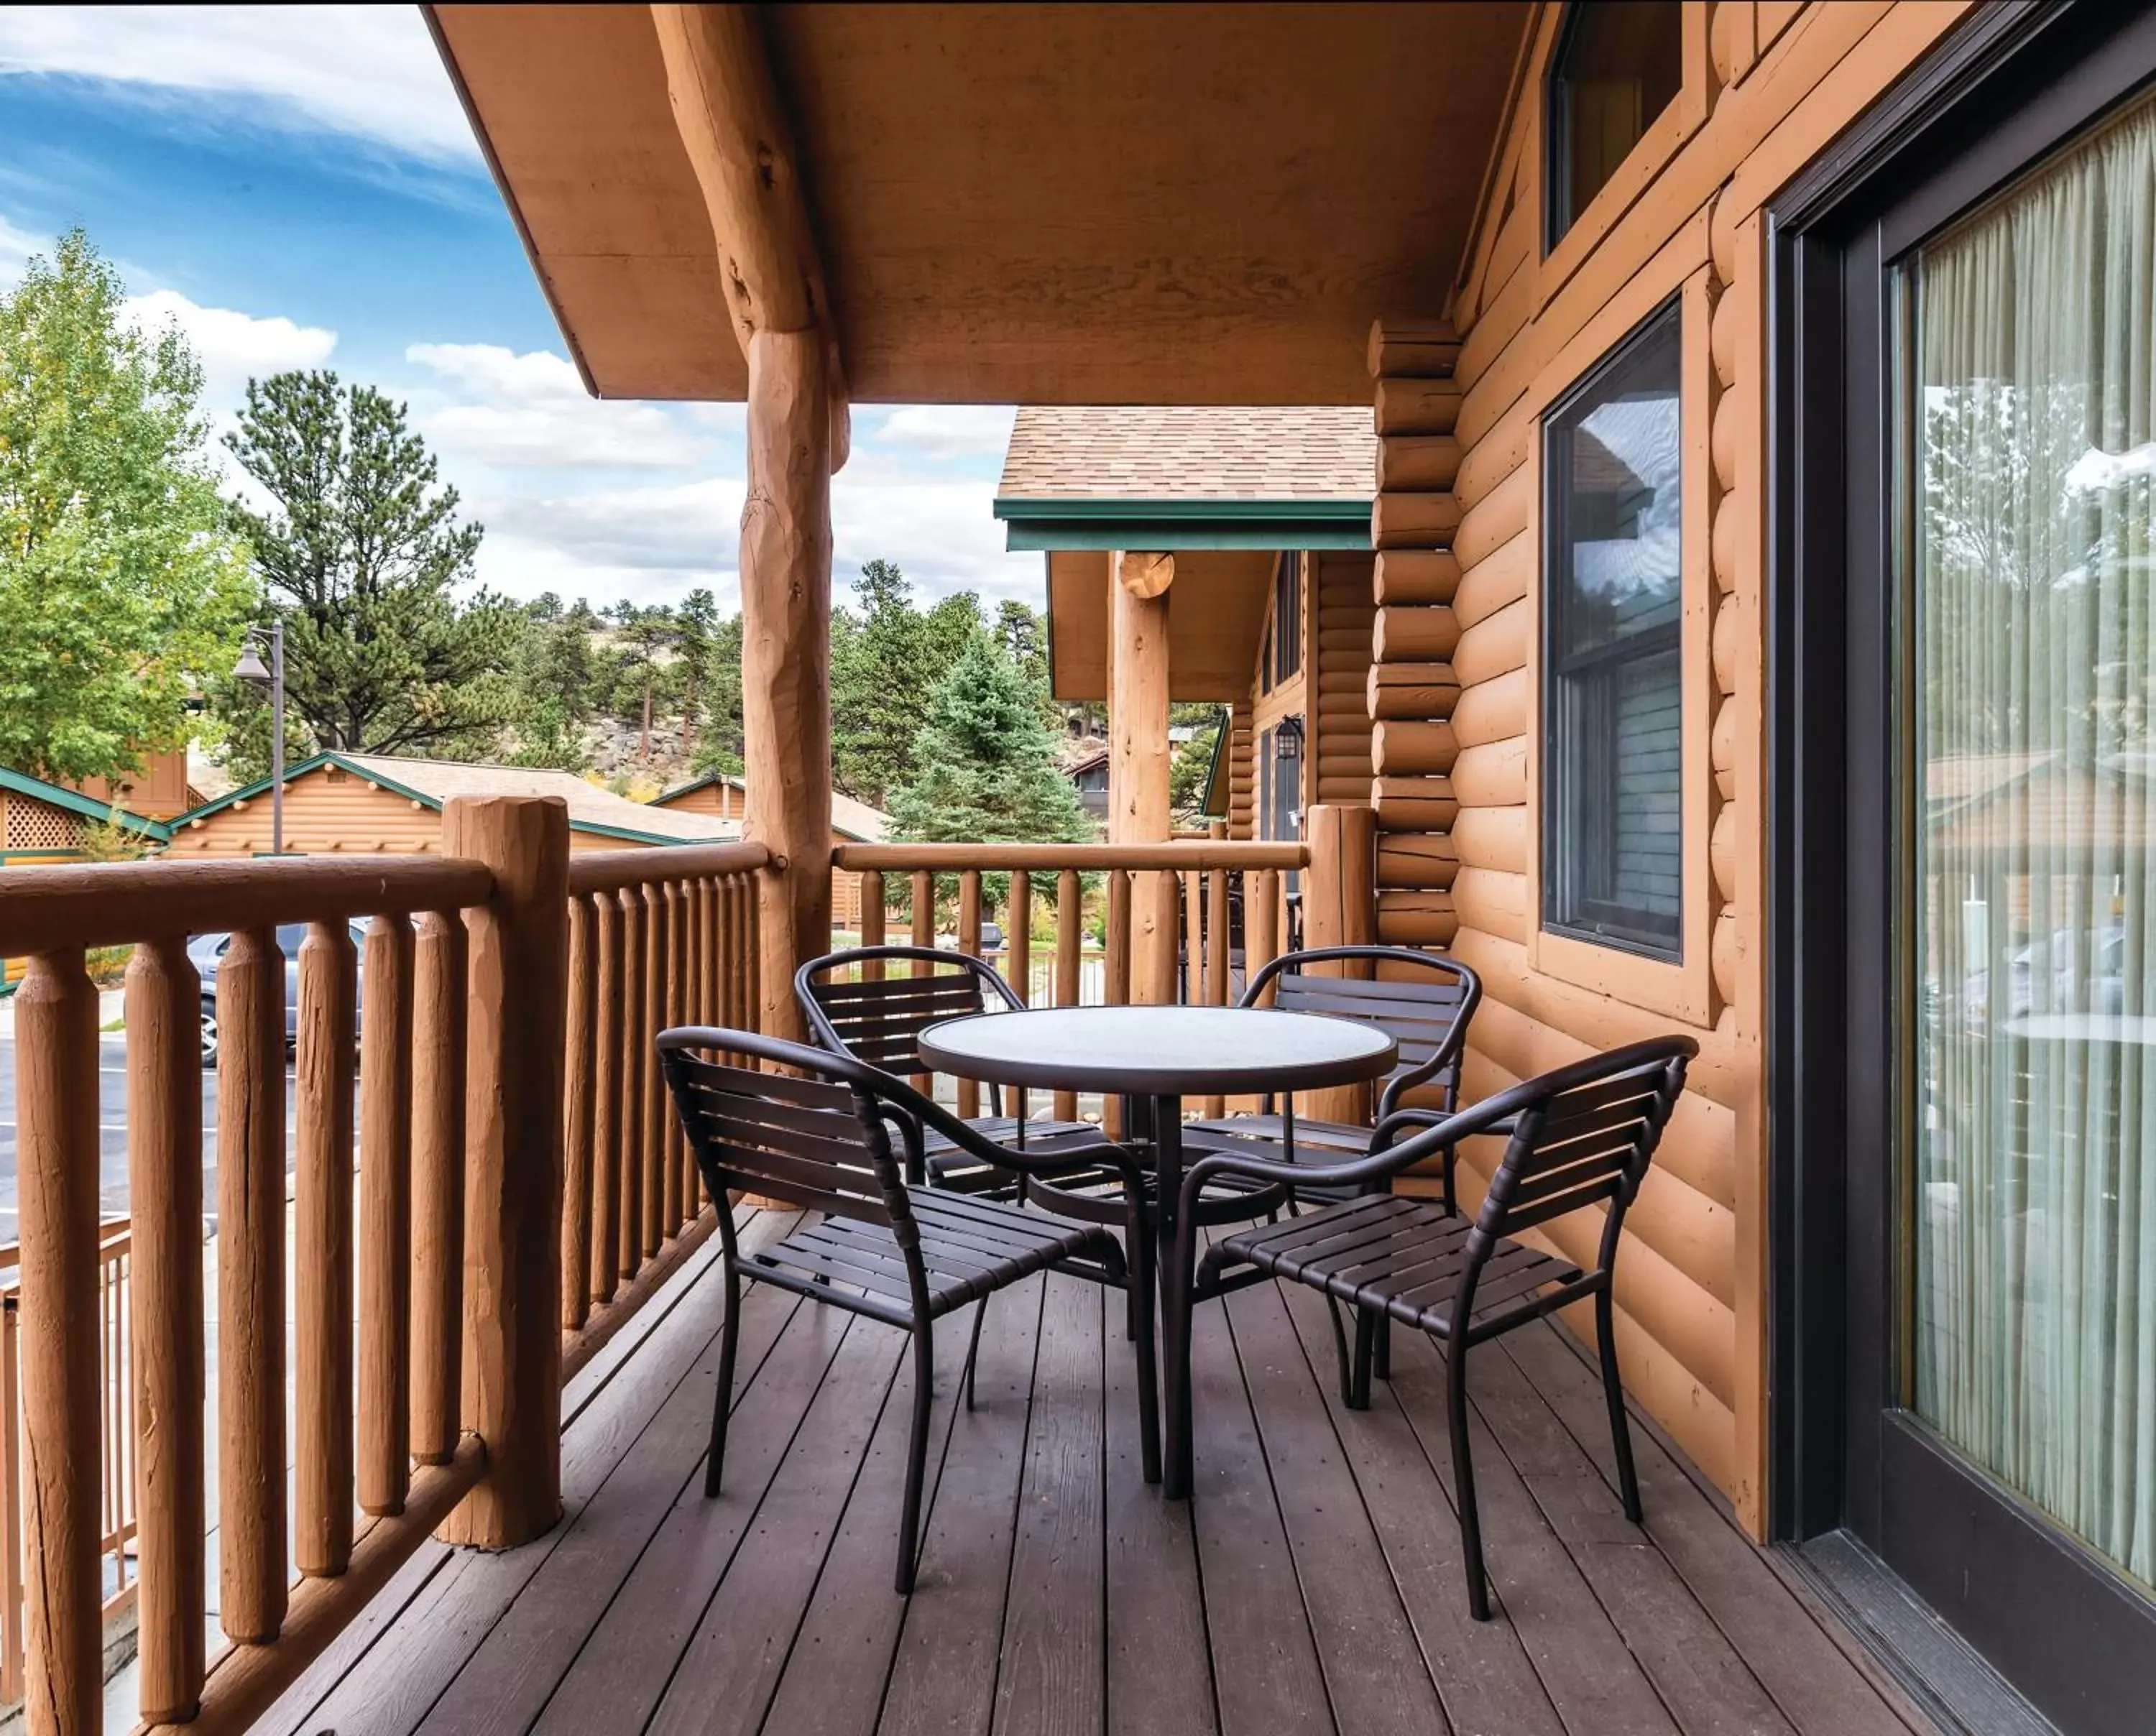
<box><xmin>262</xmin><ymin>1204</ymin><xmax>1937</xmax><ymax>1736</ymax></box>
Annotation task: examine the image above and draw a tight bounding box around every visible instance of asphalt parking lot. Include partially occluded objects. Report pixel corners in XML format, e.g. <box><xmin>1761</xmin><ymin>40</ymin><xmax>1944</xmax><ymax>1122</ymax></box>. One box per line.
<box><xmin>0</xmin><ymin>1027</ymin><xmax>296</xmax><ymax>1244</ymax></box>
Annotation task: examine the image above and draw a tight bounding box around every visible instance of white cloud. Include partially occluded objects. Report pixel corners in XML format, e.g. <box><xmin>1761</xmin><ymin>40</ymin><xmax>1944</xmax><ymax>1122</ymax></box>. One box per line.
<box><xmin>0</xmin><ymin>212</ymin><xmax>42</xmax><ymax>286</ymax></box>
<box><xmin>458</xmin><ymin>464</ymin><xmax>1038</xmax><ymax>615</ymax></box>
<box><xmin>406</xmin><ymin>342</ymin><xmax>709</xmax><ymax>468</ymax></box>
<box><xmin>121</xmin><ymin>287</ymin><xmax>337</xmax><ymax>401</ymax></box>
<box><xmin>0</xmin><ymin>6</ymin><xmax>475</xmax><ymax>162</ymax></box>
<box><xmin>469</xmin><ymin>477</ymin><xmax>749</xmax><ymax>608</ymax></box>
<box><xmin>873</xmin><ymin>405</ymin><xmax>1017</xmax><ymax>458</ymax></box>
<box><xmin>834</xmin><ymin>474</ymin><xmax>1039</xmax><ymax>604</ymax></box>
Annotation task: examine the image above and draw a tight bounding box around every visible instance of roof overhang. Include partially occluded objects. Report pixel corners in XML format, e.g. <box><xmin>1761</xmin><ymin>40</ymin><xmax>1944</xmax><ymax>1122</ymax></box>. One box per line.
<box><xmin>995</xmin><ymin>497</ymin><xmax>1372</xmax><ymax>552</ymax></box>
<box><xmin>1044</xmin><ymin>549</ymin><xmax>1275</xmax><ymax>703</ymax></box>
<box><xmin>425</xmin><ymin>3</ymin><xmax>1529</xmax><ymax>405</ymax></box>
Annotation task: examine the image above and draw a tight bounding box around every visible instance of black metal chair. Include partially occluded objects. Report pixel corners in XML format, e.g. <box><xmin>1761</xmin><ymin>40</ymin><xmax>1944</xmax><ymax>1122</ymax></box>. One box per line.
<box><xmin>1182</xmin><ymin>946</ymin><xmax>1483</xmax><ymax>1203</ymax></box>
<box><xmin>659</xmin><ymin>1025</ymin><xmax>1158</xmax><ymax>1593</ymax></box>
<box><xmin>796</xmin><ymin>945</ymin><xmax>1101</xmax><ymax>1196</ymax></box>
<box><xmin>1164</xmin><ymin>1035</ymin><xmax>1697</xmax><ymax>1617</ymax></box>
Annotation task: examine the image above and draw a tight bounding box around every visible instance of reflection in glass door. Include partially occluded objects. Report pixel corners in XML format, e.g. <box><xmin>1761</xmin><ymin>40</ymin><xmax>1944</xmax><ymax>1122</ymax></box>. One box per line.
<box><xmin>1899</xmin><ymin>90</ymin><xmax>2156</xmax><ymax>1590</ymax></box>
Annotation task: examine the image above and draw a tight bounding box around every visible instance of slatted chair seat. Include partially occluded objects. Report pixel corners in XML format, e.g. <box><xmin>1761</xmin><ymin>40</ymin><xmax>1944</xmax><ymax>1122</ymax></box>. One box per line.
<box><xmin>798</xmin><ymin>944</ymin><xmax>1096</xmax><ymax>1196</ymax></box>
<box><xmin>1182</xmin><ymin>946</ymin><xmax>1482</xmax><ymax>1203</ymax></box>
<box><xmin>752</xmin><ymin>1186</ymin><xmax>1118</xmax><ymax>1318</ymax></box>
<box><xmin>1215</xmin><ymin>1195</ymin><xmax>1585</xmax><ymax>1340</ymax></box>
<box><xmin>1165</xmin><ymin>1035</ymin><xmax>1697</xmax><ymax>1620</ymax></box>
<box><xmin>660</xmin><ymin>1025</ymin><xmax>1159</xmax><ymax>1595</ymax></box>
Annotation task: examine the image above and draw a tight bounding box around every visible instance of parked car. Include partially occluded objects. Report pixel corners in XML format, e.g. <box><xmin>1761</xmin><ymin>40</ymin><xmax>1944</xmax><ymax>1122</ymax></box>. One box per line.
<box><xmin>192</xmin><ymin>920</ymin><xmax>372</xmax><ymax>1066</ymax></box>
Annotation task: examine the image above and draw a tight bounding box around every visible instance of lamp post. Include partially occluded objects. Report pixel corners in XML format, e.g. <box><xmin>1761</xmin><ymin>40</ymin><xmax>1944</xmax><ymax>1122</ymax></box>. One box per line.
<box><xmin>233</xmin><ymin>623</ymin><xmax>285</xmax><ymax>856</ymax></box>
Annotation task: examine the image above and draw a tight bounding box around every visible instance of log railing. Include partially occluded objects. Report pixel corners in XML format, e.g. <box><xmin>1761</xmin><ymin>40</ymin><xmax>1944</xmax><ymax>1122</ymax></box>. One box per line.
<box><xmin>0</xmin><ymin>1225</ymin><xmax>137</xmax><ymax>1707</ymax></box>
<box><xmin>557</xmin><ymin>842</ymin><xmax>765</xmax><ymax>1382</ymax></box>
<box><xmin>0</xmin><ymin>800</ymin><xmax>773</xmax><ymax>1736</ymax></box>
<box><xmin>829</xmin><ymin>837</ymin><xmax>1316</xmax><ymax>1124</ymax></box>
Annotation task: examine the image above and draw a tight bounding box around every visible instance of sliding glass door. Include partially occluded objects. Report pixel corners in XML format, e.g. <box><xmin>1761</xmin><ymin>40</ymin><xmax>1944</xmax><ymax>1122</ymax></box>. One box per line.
<box><xmin>1896</xmin><ymin>87</ymin><xmax>2156</xmax><ymax>1598</ymax></box>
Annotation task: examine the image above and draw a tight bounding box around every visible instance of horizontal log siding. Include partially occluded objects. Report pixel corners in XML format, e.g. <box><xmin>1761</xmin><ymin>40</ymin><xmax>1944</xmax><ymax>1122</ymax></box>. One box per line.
<box><xmin>1386</xmin><ymin>0</ymin><xmax>1976</xmax><ymax>1530</ymax></box>
<box><xmin>1312</xmin><ymin>552</ymin><xmax>1376</xmax><ymax>809</ymax></box>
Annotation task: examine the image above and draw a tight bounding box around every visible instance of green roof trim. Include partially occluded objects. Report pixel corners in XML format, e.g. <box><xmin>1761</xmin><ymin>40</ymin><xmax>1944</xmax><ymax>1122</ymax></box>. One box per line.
<box><xmin>995</xmin><ymin>495</ymin><xmax>1372</xmax><ymax>552</ymax></box>
<box><xmin>0</xmin><ymin>767</ymin><xmax>172</xmax><ymax>840</ymax></box>
<box><xmin>171</xmin><ymin>752</ymin><xmax>701</xmax><ymax>851</ymax></box>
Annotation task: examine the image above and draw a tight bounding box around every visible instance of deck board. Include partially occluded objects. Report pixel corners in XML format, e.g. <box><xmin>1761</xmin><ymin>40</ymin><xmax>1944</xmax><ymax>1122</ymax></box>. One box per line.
<box><xmin>301</xmin><ymin>1226</ymin><xmax>1937</xmax><ymax>1736</ymax></box>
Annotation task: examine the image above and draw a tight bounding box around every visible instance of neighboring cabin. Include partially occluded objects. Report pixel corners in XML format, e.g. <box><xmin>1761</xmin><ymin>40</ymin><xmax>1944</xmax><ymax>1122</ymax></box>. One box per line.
<box><xmin>1003</xmin><ymin>405</ymin><xmax>1379</xmax><ymax>854</ymax></box>
<box><xmin>653</xmin><ymin>770</ymin><xmax>890</xmax><ymax>929</ymax></box>
<box><xmin>0</xmin><ymin>765</ymin><xmax>175</xmax><ymax>985</ymax></box>
<box><xmin>167</xmin><ymin>753</ymin><xmax>741</xmax><ymax>857</ymax></box>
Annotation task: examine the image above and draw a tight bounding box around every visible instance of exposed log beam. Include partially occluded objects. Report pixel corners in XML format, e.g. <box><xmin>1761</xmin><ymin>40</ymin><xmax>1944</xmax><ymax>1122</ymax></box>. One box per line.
<box><xmin>651</xmin><ymin>1</ymin><xmax>848</xmax><ymax>468</ymax></box>
<box><xmin>1118</xmin><ymin>550</ymin><xmax>1174</xmax><ymax>599</ymax></box>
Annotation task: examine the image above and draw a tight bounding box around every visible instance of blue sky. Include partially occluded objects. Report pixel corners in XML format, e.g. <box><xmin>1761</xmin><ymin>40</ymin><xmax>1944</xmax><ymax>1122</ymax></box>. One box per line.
<box><xmin>0</xmin><ymin>5</ymin><xmax>1038</xmax><ymax>614</ymax></box>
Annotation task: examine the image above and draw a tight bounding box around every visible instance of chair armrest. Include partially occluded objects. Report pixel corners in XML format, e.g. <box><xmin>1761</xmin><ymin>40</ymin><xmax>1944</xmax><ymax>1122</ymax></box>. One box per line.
<box><xmin>1174</xmin><ymin>1086</ymin><xmax>1526</xmax><ymax>1229</ymax></box>
<box><xmin>897</xmin><ymin>1084</ymin><xmax>1146</xmax><ymax>1189</ymax></box>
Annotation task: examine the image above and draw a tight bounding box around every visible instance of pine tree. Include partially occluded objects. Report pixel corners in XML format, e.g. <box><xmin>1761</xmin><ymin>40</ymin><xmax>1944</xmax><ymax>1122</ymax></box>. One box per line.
<box><xmin>220</xmin><ymin>371</ymin><xmax>520</xmax><ymax>763</ymax></box>
<box><xmin>888</xmin><ymin>634</ymin><xmax>1096</xmax><ymax>916</ymax></box>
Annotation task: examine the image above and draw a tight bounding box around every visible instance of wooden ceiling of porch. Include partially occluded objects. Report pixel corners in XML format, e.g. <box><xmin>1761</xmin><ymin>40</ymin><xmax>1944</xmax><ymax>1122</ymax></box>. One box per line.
<box><xmin>427</xmin><ymin>3</ymin><xmax>1531</xmax><ymax>405</ymax></box>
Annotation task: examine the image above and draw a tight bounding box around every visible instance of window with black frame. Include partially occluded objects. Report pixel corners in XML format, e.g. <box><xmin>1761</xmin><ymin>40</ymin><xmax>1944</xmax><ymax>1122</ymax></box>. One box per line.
<box><xmin>1542</xmin><ymin>297</ymin><xmax>1682</xmax><ymax>958</ymax></box>
<box><xmin>1545</xmin><ymin>0</ymin><xmax>1682</xmax><ymax>249</ymax></box>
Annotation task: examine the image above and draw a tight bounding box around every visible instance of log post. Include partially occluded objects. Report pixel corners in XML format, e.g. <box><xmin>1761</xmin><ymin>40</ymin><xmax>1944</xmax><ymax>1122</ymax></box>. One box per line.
<box><xmin>16</xmin><ymin>953</ymin><xmax>103</xmax><ymax>1736</ymax></box>
<box><xmin>217</xmin><ymin>928</ymin><xmax>285</xmax><ymax>1640</ymax></box>
<box><xmin>359</xmin><ymin>913</ymin><xmax>415</xmax><ymax>1518</ymax></box>
<box><xmin>1300</xmin><ymin>804</ymin><xmax>1379</xmax><ymax>1122</ymax></box>
<box><xmin>295</xmin><ymin>920</ymin><xmax>357</xmax><ymax>1578</ymax></box>
<box><xmin>438</xmin><ymin>795</ymin><xmax>571</xmax><ymax>1548</ymax></box>
<box><xmin>411</xmin><ymin>910</ymin><xmax>467</xmax><ymax>1466</ymax></box>
<box><xmin>653</xmin><ymin>4</ymin><xmax>840</xmax><ymax>1043</ymax></box>
<box><xmin>1108</xmin><ymin>550</ymin><xmax>1176</xmax><ymax>1005</ymax></box>
<box><xmin>739</xmin><ymin>329</ymin><xmax>834</xmax><ymax>1039</ymax></box>
<box><xmin>125</xmin><ymin>938</ymin><xmax>206</xmax><ymax>1722</ymax></box>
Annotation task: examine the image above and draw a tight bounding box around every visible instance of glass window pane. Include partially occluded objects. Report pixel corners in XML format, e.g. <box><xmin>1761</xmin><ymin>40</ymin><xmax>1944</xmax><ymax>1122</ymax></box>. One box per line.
<box><xmin>1547</xmin><ymin>1</ymin><xmax>1682</xmax><ymax>246</ymax></box>
<box><xmin>1542</xmin><ymin>299</ymin><xmax>1683</xmax><ymax>957</ymax></box>
<box><xmin>1903</xmin><ymin>90</ymin><xmax>2156</xmax><ymax>1589</ymax></box>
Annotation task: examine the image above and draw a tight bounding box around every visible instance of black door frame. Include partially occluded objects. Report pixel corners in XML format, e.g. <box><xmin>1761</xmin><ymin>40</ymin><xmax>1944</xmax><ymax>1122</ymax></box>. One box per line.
<box><xmin>1768</xmin><ymin>3</ymin><xmax>2156</xmax><ymax>1730</ymax></box>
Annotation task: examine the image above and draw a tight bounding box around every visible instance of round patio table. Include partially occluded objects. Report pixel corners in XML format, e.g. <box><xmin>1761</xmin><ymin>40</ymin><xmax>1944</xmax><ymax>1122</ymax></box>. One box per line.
<box><xmin>918</xmin><ymin>1005</ymin><xmax>1398</xmax><ymax>1463</ymax></box>
<box><xmin>916</xmin><ymin>1005</ymin><xmax>1398</xmax><ymax>1220</ymax></box>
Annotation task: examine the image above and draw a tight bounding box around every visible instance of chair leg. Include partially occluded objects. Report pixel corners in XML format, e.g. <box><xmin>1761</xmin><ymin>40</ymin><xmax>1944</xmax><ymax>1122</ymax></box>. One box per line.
<box><xmin>962</xmin><ymin>1294</ymin><xmax>990</xmax><ymax>1410</ymax></box>
<box><xmin>1445</xmin><ymin>1334</ymin><xmax>1491</xmax><ymax>1621</ymax></box>
<box><xmin>704</xmin><ymin>1261</ymin><xmax>742</xmax><ymax>1499</ymax></box>
<box><xmin>1373</xmin><ymin>1313</ymin><xmax>1392</xmax><ymax>1381</ymax></box>
<box><xmin>896</xmin><ymin>1322</ymin><xmax>934</xmax><ymax>1594</ymax></box>
<box><xmin>1323</xmin><ymin>1296</ymin><xmax>1355</xmax><ymax>1406</ymax></box>
<box><xmin>1596</xmin><ymin>1288</ymin><xmax>1643</xmax><ymax>1524</ymax></box>
<box><xmin>1130</xmin><ymin>1233</ymin><xmax>1162</xmax><ymax>1485</ymax></box>
<box><xmin>1348</xmin><ymin>1306</ymin><xmax>1377</xmax><ymax>1410</ymax></box>
<box><xmin>1164</xmin><ymin>1253</ymin><xmax>1196</xmax><ymax>1500</ymax></box>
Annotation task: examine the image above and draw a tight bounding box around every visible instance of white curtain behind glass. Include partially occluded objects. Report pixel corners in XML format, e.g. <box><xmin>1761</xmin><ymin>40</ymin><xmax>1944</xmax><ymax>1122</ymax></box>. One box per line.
<box><xmin>1912</xmin><ymin>90</ymin><xmax>2156</xmax><ymax>1586</ymax></box>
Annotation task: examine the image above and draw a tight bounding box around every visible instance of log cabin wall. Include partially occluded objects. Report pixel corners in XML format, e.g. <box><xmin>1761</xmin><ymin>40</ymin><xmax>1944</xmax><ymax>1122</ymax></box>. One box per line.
<box><xmin>1310</xmin><ymin>551</ymin><xmax>1376</xmax><ymax>811</ymax></box>
<box><xmin>1225</xmin><ymin>701</ymin><xmax>1255</xmax><ymax>840</ymax></box>
<box><xmin>1378</xmin><ymin>0</ymin><xmax>1977</xmax><ymax>1532</ymax></box>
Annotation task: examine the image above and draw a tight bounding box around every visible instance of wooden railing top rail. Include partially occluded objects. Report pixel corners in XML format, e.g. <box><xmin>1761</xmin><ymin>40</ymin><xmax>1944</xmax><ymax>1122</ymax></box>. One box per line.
<box><xmin>564</xmin><ymin>840</ymin><xmax>772</xmax><ymax>895</ymax></box>
<box><xmin>832</xmin><ymin>840</ymin><xmax>1309</xmax><ymax>872</ymax></box>
<box><xmin>0</xmin><ymin>856</ymin><xmax>493</xmax><ymax>957</ymax></box>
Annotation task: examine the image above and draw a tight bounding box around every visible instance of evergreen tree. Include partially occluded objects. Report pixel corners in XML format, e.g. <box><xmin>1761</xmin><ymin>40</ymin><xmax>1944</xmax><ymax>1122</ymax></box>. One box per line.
<box><xmin>221</xmin><ymin>371</ymin><xmax>520</xmax><ymax>762</ymax></box>
<box><xmin>0</xmin><ymin>230</ymin><xmax>253</xmax><ymax>780</ymax></box>
<box><xmin>830</xmin><ymin>559</ymin><xmax>982</xmax><ymax>806</ymax></box>
<box><xmin>506</xmin><ymin>596</ymin><xmax>602</xmax><ymax>769</ymax></box>
<box><xmin>888</xmin><ymin>634</ymin><xmax>1095</xmax><ymax>914</ymax></box>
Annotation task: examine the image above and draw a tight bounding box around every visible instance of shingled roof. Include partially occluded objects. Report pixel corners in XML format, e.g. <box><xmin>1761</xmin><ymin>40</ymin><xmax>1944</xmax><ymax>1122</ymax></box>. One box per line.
<box><xmin>995</xmin><ymin>407</ymin><xmax>1374</xmax><ymax>551</ymax></box>
<box><xmin>998</xmin><ymin>405</ymin><xmax>1373</xmax><ymax>500</ymax></box>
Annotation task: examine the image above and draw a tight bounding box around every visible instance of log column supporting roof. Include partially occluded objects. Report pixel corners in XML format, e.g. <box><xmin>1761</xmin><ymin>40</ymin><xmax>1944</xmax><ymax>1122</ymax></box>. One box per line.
<box><xmin>649</xmin><ymin>2</ymin><xmax>839</xmax><ymax>1039</ymax></box>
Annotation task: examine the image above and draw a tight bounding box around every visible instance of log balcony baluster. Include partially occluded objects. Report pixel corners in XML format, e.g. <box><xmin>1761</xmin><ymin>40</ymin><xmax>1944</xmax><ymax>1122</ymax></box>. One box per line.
<box><xmin>0</xmin><ymin>803</ymin><xmax>769</xmax><ymax>1736</ymax></box>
